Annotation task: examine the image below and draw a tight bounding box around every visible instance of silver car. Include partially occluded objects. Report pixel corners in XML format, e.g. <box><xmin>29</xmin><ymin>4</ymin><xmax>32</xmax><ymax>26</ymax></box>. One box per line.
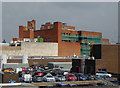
<box><xmin>32</xmin><ymin>75</ymin><xmax>43</xmax><ymax>82</ymax></box>
<box><xmin>43</xmin><ymin>74</ymin><xmax>56</xmax><ymax>82</ymax></box>
<box><xmin>55</xmin><ymin>75</ymin><xmax>66</xmax><ymax>81</ymax></box>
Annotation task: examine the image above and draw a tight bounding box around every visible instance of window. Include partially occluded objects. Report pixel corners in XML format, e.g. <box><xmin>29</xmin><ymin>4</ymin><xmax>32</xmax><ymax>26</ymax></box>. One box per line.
<box><xmin>44</xmin><ymin>38</ymin><xmax>51</xmax><ymax>41</ymax></box>
<box><xmin>42</xmin><ymin>26</ymin><xmax>44</xmax><ymax>29</ymax></box>
<box><xmin>38</xmin><ymin>36</ymin><xmax>41</xmax><ymax>38</ymax></box>
<box><xmin>62</xmin><ymin>33</ymin><xmax>65</xmax><ymax>35</ymax></box>
<box><xmin>50</xmin><ymin>26</ymin><xmax>53</xmax><ymax>29</ymax></box>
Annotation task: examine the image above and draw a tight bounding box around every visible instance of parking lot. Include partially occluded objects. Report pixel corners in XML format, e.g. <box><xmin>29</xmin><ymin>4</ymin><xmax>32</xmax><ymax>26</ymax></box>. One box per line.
<box><xmin>1</xmin><ymin>64</ymin><xmax>120</xmax><ymax>87</ymax></box>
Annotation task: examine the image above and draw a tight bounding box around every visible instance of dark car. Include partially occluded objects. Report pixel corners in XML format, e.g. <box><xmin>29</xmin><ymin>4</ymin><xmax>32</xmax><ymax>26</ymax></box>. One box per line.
<box><xmin>50</xmin><ymin>70</ymin><xmax>62</xmax><ymax>76</ymax></box>
<box><xmin>43</xmin><ymin>70</ymin><xmax>50</xmax><ymax>76</ymax></box>
<box><xmin>18</xmin><ymin>71</ymin><xmax>25</xmax><ymax>77</ymax></box>
<box><xmin>35</xmin><ymin>71</ymin><xmax>44</xmax><ymax>76</ymax></box>
<box><xmin>29</xmin><ymin>71</ymin><xmax>35</xmax><ymax>77</ymax></box>
<box><xmin>68</xmin><ymin>84</ymin><xmax>77</xmax><ymax>87</ymax></box>
<box><xmin>26</xmin><ymin>67</ymin><xmax>33</xmax><ymax>71</ymax></box>
<box><xmin>55</xmin><ymin>75</ymin><xmax>66</xmax><ymax>81</ymax></box>
<box><xmin>44</xmin><ymin>65</ymin><xmax>49</xmax><ymax>70</ymax></box>
<box><xmin>97</xmin><ymin>83</ymin><xmax>108</xmax><ymax>86</ymax></box>
<box><xmin>75</xmin><ymin>73</ymin><xmax>86</xmax><ymax>81</ymax></box>
<box><xmin>56</xmin><ymin>82</ymin><xmax>68</xmax><ymax>87</ymax></box>
<box><xmin>86</xmin><ymin>75</ymin><xmax>96</xmax><ymax>80</ymax></box>
<box><xmin>24</xmin><ymin>70</ymin><xmax>30</xmax><ymax>74</ymax></box>
<box><xmin>39</xmin><ymin>65</ymin><xmax>45</xmax><ymax>69</ymax></box>
<box><xmin>32</xmin><ymin>75</ymin><xmax>43</xmax><ymax>82</ymax></box>
<box><xmin>31</xmin><ymin>65</ymin><xmax>38</xmax><ymax>70</ymax></box>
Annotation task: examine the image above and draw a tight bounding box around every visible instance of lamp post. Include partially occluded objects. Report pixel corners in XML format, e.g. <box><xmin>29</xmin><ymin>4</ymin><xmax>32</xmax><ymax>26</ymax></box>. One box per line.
<box><xmin>82</xmin><ymin>54</ymin><xmax>86</xmax><ymax>75</ymax></box>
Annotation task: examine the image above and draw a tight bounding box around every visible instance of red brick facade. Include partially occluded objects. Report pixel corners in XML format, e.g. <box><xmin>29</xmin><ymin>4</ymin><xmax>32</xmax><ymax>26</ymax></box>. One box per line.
<box><xmin>13</xmin><ymin>20</ymin><xmax>109</xmax><ymax>56</ymax></box>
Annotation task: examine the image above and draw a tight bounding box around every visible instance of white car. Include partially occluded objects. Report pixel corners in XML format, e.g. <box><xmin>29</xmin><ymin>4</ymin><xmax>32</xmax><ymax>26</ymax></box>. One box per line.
<box><xmin>96</xmin><ymin>71</ymin><xmax>112</xmax><ymax>77</ymax></box>
<box><xmin>16</xmin><ymin>68</ymin><xmax>22</xmax><ymax>73</ymax></box>
<box><xmin>23</xmin><ymin>74</ymin><xmax>32</xmax><ymax>82</ymax></box>
<box><xmin>43</xmin><ymin>73</ymin><xmax>56</xmax><ymax>82</ymax></box>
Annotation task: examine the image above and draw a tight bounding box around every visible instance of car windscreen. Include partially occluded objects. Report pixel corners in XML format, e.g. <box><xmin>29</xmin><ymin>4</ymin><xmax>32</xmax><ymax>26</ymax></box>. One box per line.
<box><xmin>57</xmin><ymin>75</ymin><xmax>63</xmax><ymax>77</ymax></box>
<box><xmin>69</xmin><ymin>75</ymin><xmax>75</xmax><ymax>77</ymax></box>
<box><xmin>96</xmin><ymin>72</ymin><xmax>106</xmax><ymax>73</ymax></box>
<box><xmin>46</xmin><ymin>75</ymin><xmax>53</xmax><ymax>77</ymax></box>
<box><xmin>78</xmin><ymin>74</ymin><xmax>84</xmax><ymax>77</ymax></box>
<box><xmin>36</xmin><ymin>76</ymin><xmax>42</xmax><ymax>77</ymax></box>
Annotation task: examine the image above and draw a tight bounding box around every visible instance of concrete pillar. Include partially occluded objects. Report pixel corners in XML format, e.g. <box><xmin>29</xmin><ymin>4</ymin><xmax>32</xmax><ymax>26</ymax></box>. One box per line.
<box><xmin>22</xmin><ymin>55</ymin><xmax>28</xmax><ymax>63</ymax></box>
<box><xmin>1</xmin><ymin>55</ymin><xmax>7</xmax><ymax>64</ymax></box>
<box><xmin>1</xmin><ymin>54</ymin><xmax>7</xmax><ymax>71</ymax></box>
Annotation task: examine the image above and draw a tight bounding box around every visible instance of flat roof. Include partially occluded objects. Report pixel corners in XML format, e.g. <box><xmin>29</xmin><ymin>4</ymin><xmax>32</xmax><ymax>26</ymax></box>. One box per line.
<box><xmin>48</xmin><ymin>62</ymin><xmax>72</xmax><ymax>64</ymax></box>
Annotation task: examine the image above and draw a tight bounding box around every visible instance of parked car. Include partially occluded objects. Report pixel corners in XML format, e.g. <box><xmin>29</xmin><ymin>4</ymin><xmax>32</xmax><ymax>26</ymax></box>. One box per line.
<box><xmin>19</xmin><ymin>77</ymin><xmax>24</xmax><ymax>82</ymax></box>
<box><xmin>62</xmin><ymin>71</ymin><xmax>69</xmax><ymax>76</ymax></box>
<box><xmin>44</xmin><ymin>65</ymin><xmax>49</xmax><ymax>70</ymax></box>
<box><xmin>43</xmin><ymin>70</ymin><xmax>50</xmax><ymax>76</ymax></box>
<box><xmin>50</xmin><ymin>70</ymin><xmax>57</xmax><ymax>76</ymax></box>
<box><xmin>35</xmin><ymin>71</ymin><xmax>44</xmax><ymax>76</ymax></box>
<box><xmin>23</xmin><ymin>74</ymin><xmax>32</xmax><ymax>82</ymax></box>
<box><xmin>3</xmin><ymin>68</ymin><xmax>14</xmax><ymax>72</ymax></box>
<box><xmin>39</xmin><ymin>65</ymin><xmax>44</xmax><ymax>69</ymax></box>
<box><xmin>18</xmin><ymin>71</ymin><xmax>25</xmax><ymax>77</ymax></box>
<box><xmin>96</xmin><ymin>71</ymin><xmax>112</xmax><ymax>77</ymax></box>
<box><xmin>86</xmin><ymin>75</ymin><xmax>96</xmax><ymax>80</ymax></box>
<box><xmin>24</xmin><ymin>70</ymin><xmax>30</xmax><ymax>74</ymax></box>
<box><xmin>42</xmin><ymin>73</ymin><xmax>56</xmax><ymax>82</ymax></box>
<box><xmin>68</xmin><ymin>84</ymin><xmax>77</xmax><ymax>87</ymax></box>
<box><xmin>50</xmin><ymin>70</ymin><xmax>62</xmax><ymax>76</ymax></box>
<box><xmin>9</xmin><ymin>80</ymin><xmax>16</xmax><ymax>83</ymax></box>
<box><xmin>16</xmin><ymin>68</ymin><xmax>22</xmax><ymax>73</ymax></box>
<box><xmin>55</xmin><ymin>75</ymin><xmax>66</xmax><ymax>81</ymax></box>
<box><xmin>65</xmin><ymin>73</ymin><xmax>77</xmax><ymax>81</ymax></box>
<box><xmin>21</xmin><ymin>67</ymin><xmax>26</xmax><ymax>71</ymax></box>
<box><xmin>75</xmin><ymin>73</ymin><xmax>86</xmax><ymax>81</ymax></box>
<box><xmin>97</xmin><ymin>83</ymin><xmax>108</xmax><ymax>86</ymax></box>
<box><xmin>88</xmin><ymin>83</ymin><xmax>98</xmax><ymax>86</ymax></box>
<box><xmin>29</xmin><ymin>71</ymin><xmax>35</xmax><ymax>77</ymax></box>
<box><xmin>56</xmin><ymin>82</ymin><xmax>68</xmax><ymax>87</ymax></box>
<box><xmin>27</xmin><ymin>67</ymin><xmax>33</xmax><ymax>71</ymax></box>
<box><xmin>32</xmin><ymin>75</ymin><xmax>43</xmax><ymax>82</ymax></box>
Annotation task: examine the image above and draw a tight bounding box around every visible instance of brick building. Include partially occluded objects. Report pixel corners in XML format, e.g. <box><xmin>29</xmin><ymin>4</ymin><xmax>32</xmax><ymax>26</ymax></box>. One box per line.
<box><xmin>91</xmin><ymin>44</ymin><xmax>120</xmax><ymax>74</ymax></box>
<box><xmin>13</xmin><ymin>20</ymin><xmax>109</xmax><ymax>56</ymax></box>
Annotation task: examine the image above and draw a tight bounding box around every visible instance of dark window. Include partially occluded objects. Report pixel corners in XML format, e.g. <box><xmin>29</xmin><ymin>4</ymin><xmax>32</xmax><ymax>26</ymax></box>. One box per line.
<box><xmin>44</xmin><ymin>38</ymin><xmax>51</xmax><ymax>41</ymax></box>
<box><xmin>50</xmin><ymin>26</ymin><xmax>53</xmax><ymax>29</ymax></box>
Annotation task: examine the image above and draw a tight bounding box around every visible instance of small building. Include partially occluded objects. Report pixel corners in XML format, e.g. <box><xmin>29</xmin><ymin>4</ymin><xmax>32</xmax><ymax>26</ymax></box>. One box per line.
<box><xmin>48</xmin><ymin>62</ymin><xmax>72</xmax><ymax>71</ymax></box>
<box><xmin>91</xmin><ymin>44</ymin><xmax>120</xmax><ymax>81</ymax></box>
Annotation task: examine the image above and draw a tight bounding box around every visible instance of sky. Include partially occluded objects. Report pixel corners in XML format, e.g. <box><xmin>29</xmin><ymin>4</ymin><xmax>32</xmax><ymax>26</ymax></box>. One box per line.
<box><xmin>2</xmin><ymin>2</ymin><xmax>118</xmax><ymax>43</ymax></box>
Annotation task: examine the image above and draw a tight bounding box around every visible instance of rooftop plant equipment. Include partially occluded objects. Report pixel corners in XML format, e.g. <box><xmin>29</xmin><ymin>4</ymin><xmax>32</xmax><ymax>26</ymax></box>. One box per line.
<box><xmin>37</xmin><ymin>38</ymin><xmax>44</xmax><ymax>42</ymax></box>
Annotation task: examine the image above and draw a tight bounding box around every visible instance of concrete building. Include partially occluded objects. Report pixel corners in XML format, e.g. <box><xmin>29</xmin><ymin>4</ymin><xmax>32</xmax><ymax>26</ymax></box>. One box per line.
<box><xmin>0</xmin><ymin>42</ymin><xmax>58</xmax><ymax>56</ymax></box>
<box><xmin>12</xmin><ymin>20</ymin><xmax>109</xmax><ymax>57</ymax></box>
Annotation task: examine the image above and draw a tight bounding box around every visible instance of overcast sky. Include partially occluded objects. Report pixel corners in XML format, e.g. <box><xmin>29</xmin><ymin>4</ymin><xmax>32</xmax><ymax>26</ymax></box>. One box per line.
<box><xmin>2</xmin><ymin>2</ymin><xmax>118</xmax><ymax>43</ymax></box>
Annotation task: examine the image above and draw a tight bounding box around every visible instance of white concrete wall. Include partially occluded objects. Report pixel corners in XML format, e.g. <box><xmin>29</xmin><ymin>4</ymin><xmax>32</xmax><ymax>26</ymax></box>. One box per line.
<box><xmin>1</xmin><ymin>42</ymin><xmax>58</xmax><ymax>56</ymax></box>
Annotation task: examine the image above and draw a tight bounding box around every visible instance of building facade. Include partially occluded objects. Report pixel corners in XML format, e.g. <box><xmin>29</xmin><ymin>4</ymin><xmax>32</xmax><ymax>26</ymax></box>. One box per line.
<box><xmin>13</xmin><ymin>20</ymin><xmax>109</xmax><ymax>56</ymax></box>
<box><xmin>92</xmin><ymin>44</ymin><xmax>120</xmax><ymax>74</ymax></box>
